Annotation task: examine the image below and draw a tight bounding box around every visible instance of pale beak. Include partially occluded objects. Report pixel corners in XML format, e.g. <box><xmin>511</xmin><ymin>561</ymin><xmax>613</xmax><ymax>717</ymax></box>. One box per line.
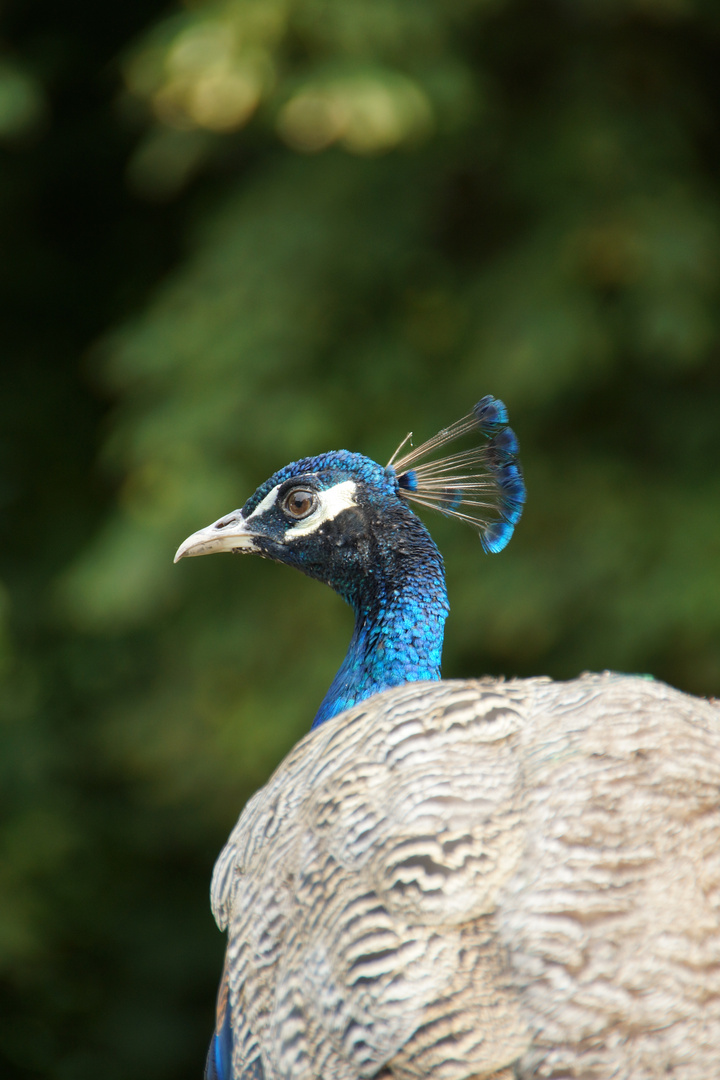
<box><xmin>173</xmin><ymin>510</ymin><xmax>258</xmax><ymax>563</ymax></box>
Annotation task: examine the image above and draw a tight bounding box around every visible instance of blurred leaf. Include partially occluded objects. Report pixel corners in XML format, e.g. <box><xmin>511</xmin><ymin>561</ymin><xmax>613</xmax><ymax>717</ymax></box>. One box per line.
<box><xmin>0</xmin><ymin>60</ymin><xmax>44</xmax><ymax>139</ymax></box>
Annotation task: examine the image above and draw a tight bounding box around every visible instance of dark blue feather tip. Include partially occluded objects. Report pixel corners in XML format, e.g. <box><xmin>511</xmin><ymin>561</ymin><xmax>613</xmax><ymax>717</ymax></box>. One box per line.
<box><xmin>388</xmin><ymin>396</ymin><xmax>525</xmax><ymax>552</ymax></box>
<box><xmin>487</xmin><ymin>425</ymin><xmax>519</xmax><ymax>459</ymax></box>
<box><xmin>474</xmin><ymin>394</ymin><xmax>509</xmax><ymax>430</ymax></box>
<box><xmin>397</xmin><ymin>469</ymin><xmax>418</xmax><ymax>492</ymax></box>
<box><xmin>495</xmin><ymin>462</ymin><xmax>526</xmax><ymax>526</ymax></box>
<box><xmin>481</xmin><ymin>520</ymin><xmax>515</xmax><ymax>554</ymax></box>
<box><xmin>205</xmin><ymin>1015</ymin><xmax>233</xmax><ymax>1080</ymax></box>
<box><xmin>205</xmin><ymin>965</ymin><xmax>233</xmax><ymax>1080</ymax></box>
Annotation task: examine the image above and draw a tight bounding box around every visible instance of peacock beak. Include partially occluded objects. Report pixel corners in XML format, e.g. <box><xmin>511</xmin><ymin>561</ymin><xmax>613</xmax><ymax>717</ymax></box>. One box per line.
<box><xmin>174</xmin><ymin>510</ymin><xmax>259</xmax><ymax>562</ymax></box>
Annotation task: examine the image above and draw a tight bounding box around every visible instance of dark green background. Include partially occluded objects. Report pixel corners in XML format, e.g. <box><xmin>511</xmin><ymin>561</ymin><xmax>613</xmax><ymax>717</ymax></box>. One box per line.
<box><xmin>1</xmin><ymin>1</ymin><xmax>718</xmax><ymax>1077</ymax></box>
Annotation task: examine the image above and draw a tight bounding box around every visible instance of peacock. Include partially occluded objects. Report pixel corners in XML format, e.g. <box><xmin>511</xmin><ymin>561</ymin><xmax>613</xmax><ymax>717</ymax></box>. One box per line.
<box><xmin>175</xmin><ymin>398</ymin><xmax>720</xmax><ymax>1080</ymax></box>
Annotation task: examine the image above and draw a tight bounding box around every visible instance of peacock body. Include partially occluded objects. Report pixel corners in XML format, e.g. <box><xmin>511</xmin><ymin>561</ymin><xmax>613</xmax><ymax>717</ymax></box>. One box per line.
<box><xmin>175</xmin><ymin>399</ymin><xmax>720</xmax><ymax>1080</ymax></box>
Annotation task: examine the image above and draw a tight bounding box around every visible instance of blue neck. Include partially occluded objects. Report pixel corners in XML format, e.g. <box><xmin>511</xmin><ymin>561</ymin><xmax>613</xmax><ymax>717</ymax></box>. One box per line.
<box><xmin>311</xmin><ymin>520</ymin><xmax>449</xmax><ymax>728</ymax></box>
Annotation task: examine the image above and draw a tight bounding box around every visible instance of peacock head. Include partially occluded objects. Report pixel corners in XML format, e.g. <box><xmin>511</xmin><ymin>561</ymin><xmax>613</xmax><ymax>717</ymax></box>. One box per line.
<box><xmin>175</xmin><ymin>450</ymin><xmax>419</xmax><ymax>596</ymax></box>
<box><xmin>174</xmin><ymin>397</ymin><xmax>525</xmax><ymax>604</ymax></box>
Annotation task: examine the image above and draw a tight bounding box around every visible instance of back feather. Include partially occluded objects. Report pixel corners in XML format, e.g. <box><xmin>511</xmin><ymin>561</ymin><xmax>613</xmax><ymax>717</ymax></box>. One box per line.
<box><xmin>212</xmin><ymin>673</ymin><xmax>720</xmax><ymax>1079</ymax></box>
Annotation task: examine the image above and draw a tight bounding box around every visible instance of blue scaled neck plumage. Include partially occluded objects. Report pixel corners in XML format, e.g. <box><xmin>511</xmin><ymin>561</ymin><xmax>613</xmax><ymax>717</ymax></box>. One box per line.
<box><xmin>308</xmin><ymin>459</ymin><xmax>448</xmax><ymax>728</ymax></box>
<box><xmin>174</xmin><ymin>396</ymin><xmax>525</xmax><ymax>731</ymax></box>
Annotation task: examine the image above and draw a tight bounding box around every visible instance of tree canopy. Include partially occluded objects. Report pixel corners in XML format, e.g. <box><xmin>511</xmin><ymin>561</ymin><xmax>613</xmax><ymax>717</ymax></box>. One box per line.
<box><xmin>1</xmin><ymin>1</ymin><xmax>719</xmax><ymax>1077</ymax></box>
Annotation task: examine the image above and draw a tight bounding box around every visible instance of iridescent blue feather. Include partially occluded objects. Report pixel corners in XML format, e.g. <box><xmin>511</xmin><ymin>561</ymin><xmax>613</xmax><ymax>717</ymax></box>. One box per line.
<box><xmin>204</xmin><ymin>965</ymin><xmax>233</xmax><ymax>1080</ymax></box>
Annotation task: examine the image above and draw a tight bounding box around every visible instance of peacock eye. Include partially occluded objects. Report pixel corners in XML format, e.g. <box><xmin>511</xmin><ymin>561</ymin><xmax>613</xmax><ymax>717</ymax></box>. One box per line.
<box><xmin>283</xmin><ymin>488</ymin><xmax>317</xmax><ymax>519</ymax></box>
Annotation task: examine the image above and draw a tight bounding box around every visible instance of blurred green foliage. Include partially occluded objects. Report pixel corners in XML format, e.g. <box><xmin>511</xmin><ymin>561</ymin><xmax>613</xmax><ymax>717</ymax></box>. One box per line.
<box><xmin>1</xmin><ymin>0</ymin><xmax>719</xmax><ymax>1077</ymax></box>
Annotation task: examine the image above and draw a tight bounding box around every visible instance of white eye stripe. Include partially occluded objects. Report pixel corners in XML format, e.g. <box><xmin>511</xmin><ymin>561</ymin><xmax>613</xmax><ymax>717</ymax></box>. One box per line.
<box><xmin>284</xmin><ymin>480</ymin><xmax>357</xmax><ymax>539</ymax></box>
<box><xmin>245</xmin><ymin>484</ymin><xmax>282</xmax><ymax>521</ymax></box>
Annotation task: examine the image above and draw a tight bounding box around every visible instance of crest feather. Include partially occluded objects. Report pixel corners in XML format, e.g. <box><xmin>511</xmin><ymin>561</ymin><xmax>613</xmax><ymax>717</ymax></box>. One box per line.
<box><xmin>387</xmin><ymin>396</ymin><xmax>525</xmax><ymax>553</ymax></box>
